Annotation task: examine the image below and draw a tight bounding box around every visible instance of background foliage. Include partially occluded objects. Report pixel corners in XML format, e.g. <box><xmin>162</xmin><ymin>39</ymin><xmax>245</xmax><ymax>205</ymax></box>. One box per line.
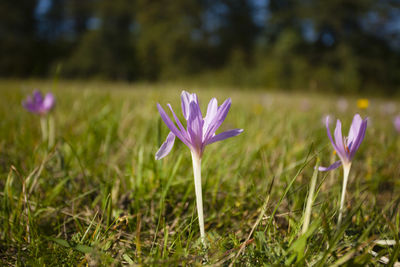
<box><xmin>1</xmin><ymin>0</ymin><xmax>400</xmax><ymax>94</ymax></box>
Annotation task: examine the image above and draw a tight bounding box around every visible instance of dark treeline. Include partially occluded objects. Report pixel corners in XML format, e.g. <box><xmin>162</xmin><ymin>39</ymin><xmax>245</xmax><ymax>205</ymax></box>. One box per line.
<box><xmin>1</xmin><ymin>0</ymin><xmax>400</xmax><ymax>93</ymax></box>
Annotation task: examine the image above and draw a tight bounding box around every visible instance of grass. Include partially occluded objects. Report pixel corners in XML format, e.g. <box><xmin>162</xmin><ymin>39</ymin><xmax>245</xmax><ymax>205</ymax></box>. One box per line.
<box><xmin>0</xmin><ymin>80</ymin><xmax>399</xmax><ymax>266</ymax></box>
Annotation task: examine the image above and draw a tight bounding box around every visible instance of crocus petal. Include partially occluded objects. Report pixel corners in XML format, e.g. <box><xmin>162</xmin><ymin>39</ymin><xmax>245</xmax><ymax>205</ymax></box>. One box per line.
<box><xmin>325</xmin><ymin>117</ymin><xmax>341</xmax><ymax>156</ymax></box>
<box><xmin>318</xmin><ymin>161</ymin><xmax>342</xmax><ymax>171</ymax></box>
<box><xmin>22</xmin><ymin>97</ymin><xmax>35</xmax><ymax>112</ymax></box>
<box><xmin>33</xmin><ymin>90</ymin><xmax>44</xmax><ymax>103</ymax></box>
<box><xmin>181</xmin><ymin>91</ymin><xmax>191</xmax><ymax>120</ymax></box>
<box><xmin>394</xmin><ymin>116</ymin><xmax>400</xmax><ymax>132</ymax></box>
<box><xmin>347</xmin><ymin>114</ymin><xmax>362</xmax><ymax>145</ymax></box>
<box><xmin>187</xmin><ymin>101</ymin><xmax>204</xmax><ymax>153</ymax></box>
<box><xmin>203</xmin><ymin>98</ymin><xmax>218</xmax><ymax>134</ymax></box>
<box><xmin>181</xmin><ymin>91</ymin><xmax>200</xmax><ymax>119</ymax></box>
<box><xmin>203</xmin><ymin>98</ymin><xmax>232</xmax><ymax>142</ymax></box>
<box><xmin>191</xmin><ymin>93</ymin><xmax>202</xmax><ymax>117</ymax></box>
<box><xmin>349</xmin><ymin>118</ymin><xmax>367</xmax><ymax>159</ymax></box>
<box><xmin>155</xmin><ymin>132</ymin><xmax>176</xmax><ymax>160</ymax></box>
<box><xmin>43</xmin><ymin>93</ymin><xmax>55</xmax><ymax>111</ymax></box>
<box><xmin>167</xmin><ymin>103</ymin><xmax>188</xmax><ymax>136</ymax></box>
<box><xmin>333</xmin><ymin>119</ymin><xmax>348</xmax><ymax>161</ymax></box>
<box><xmin>206</xmin><ymin>129</ymin><xmax>243</xmax><ymax>145</ymax></box>
<box><xmin>157</xmin><ymin>103</ymin><xmax>191</xmax><ymax>147</ymax></box>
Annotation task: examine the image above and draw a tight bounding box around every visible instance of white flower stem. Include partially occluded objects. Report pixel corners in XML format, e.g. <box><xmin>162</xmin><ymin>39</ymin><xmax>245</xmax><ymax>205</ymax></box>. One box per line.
<box><xmin>191</xmin><ymin>151</ymin><xmax>205</xmax><ymax>244</ymax></box>
<box><xmin>48</xmin><ymin>115</ymin><xmax>55</xmax><ymax>148</ymax></box>
<box><xmin>302</xmin><ymin>159</ymin><xmax>319</xmax><ymax>235</ymax></box>
<box><xmin>40</xmin><ymin>116</ymin><xmax>48</xmax><ymax>143</ymax></box>
<box><xmin>338</xmin><ymin>163</ymin><xmax>351</xmax><ymax>226</ymax></box>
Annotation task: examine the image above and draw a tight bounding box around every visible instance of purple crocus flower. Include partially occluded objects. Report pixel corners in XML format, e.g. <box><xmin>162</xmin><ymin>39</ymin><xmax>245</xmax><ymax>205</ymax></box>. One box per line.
<box><xmin>156</xmin><ymin>91</ymin><xmax>243</xmax><ymax>160</ymax></box>
<box><xmin>394</xmin><ymin>116</ymin><xmax>400</xmax><ymax>133</ymax></box>
<box><xmin>319</xmin><ymin>114</ymin><xmax>367</xmax><ymax>226</ymax></box>
<box><xmin>319</xmin><ymin>114</ymin><xmax>368</xmax><ymax>172</ymax></box>
<box><xmin>23</xmin><ymin>90</ymin><xmax>55</xmax><ymax>115</ymax></box>
<box><xmin>156</xmin><ymin>90</ymin><xmax>243</xmax><ymax>242</ymax></box>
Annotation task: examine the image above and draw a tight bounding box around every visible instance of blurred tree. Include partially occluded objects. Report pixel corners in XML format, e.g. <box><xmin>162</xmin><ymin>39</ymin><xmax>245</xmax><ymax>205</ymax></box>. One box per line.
<box><xmin>0</xmin><ymin>0</ymin><xmax>40</xmax><ymax>76</ymax></box>
<box><xmin>0</xmin><ymin>0</ymin><xmax>399</xmax><ymax>94</ymax></box>
<box><xmin>304</xmin><ymin>0</ymin><xmax>392</xmax><ymax>92</ymax></box>
<box><xmin>64</xmin><ymin>0</ymin><xmax>137</xmax><ymax>80</ymax></box>
<box><xmin>261</xmin><ymin>0</ymin><xmax>400</xmax><ymax>93</ymax></box>
<box><xmin>130</xmin><ymin>0</ymin><xmax>259</xmax><ymax>81</ymax></box>
<box><xmin>135</xmin><ymin>0</ymin><xmax>205</xmax><ymax>80</ymax></box>
<box><xmin>35</xmin><ymin>0</ymin><xmax>73</xmax><ymax>76</ymax></box>
<box><xmin>209</xmin><ymin>0</ymin><xmax>261</xmax><ymax>62</ymax></box>
<box><xmin>68</xmin><ymin>0</ymin><xmax>95</xmax><ymax>37</ymax></box>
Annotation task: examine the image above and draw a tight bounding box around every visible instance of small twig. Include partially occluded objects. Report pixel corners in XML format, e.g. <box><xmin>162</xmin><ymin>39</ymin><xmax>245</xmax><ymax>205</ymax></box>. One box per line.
<box><xmin>136</xmin><ymin>212</ymin><xmax>142</xmax><ymax>260</ymax></box>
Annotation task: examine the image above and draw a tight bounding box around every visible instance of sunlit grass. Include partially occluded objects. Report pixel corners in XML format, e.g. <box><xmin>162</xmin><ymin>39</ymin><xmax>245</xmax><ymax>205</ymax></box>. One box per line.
<box><xmin>0</xmin><ymin>80</ymin><xmax>399</xmax><ymax>265</ymax></box>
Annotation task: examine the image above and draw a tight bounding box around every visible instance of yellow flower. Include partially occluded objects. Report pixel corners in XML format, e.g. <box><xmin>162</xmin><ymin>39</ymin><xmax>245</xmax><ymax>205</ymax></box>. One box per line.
<box><xmin>357</xmin><ymin>98</ymin><xmax>369</xmax><ymax>109</ymax></box>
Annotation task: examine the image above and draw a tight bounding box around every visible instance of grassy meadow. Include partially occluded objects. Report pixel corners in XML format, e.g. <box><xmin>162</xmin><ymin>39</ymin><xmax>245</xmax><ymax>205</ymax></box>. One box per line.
<box><xmin>0</xmin><ymin>80</ymin><xmax>399</xmax><ymax>266</ymax></box>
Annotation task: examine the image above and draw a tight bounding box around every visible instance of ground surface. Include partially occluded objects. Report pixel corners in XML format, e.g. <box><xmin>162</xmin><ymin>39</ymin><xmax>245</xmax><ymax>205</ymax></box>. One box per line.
<box><xmin>0</xmin><ymin>80</ymin><xmax>399</xmax><ymax>266</ymax></box>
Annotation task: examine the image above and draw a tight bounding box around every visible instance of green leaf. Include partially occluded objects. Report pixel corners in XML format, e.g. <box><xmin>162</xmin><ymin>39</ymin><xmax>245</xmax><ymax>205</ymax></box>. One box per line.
<box><xmin>48</xmin><ymin>236</ymin><xmax>93</xmax><ymax>254</ymax></box>
<box><xmin>123</xmin><ymin>254</ymin><xmax>135</xmax><ymax>265</ymax></box>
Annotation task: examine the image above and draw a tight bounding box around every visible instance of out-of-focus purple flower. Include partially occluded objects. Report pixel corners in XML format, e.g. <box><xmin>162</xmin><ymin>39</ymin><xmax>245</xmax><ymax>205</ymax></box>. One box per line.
<box><xmin>156</xmin><ymin>91</ymin><xmax>243</xmax><ymax>160</ymax></box>
<box><xmin>261</xmin><ymin>93</ymin><xmax>273</xmax><ymax>109</ymax></box>
<box><xmin>300</xmin><ymin>99</ymin><xmax>311</xmax><ymax>111</ymax></box>
<box><xmin>394</xmin><ymin>116</ymin><xmax>400</xmax><ymax>133</ymax></box>
<box><xmin>23</xmin><ymin>90</ymin><xmax>55</xmax><ymax>115</ymax></box>
<box><xmin>337</xmin><ymin>98</ymin><xmax>348</xmax><ymax>112</ymax></box>
<box><xmin>319</xmin><ymin>114</ymin><xmax>368</xmax><ymax>171</ymax></box>
<box><xmin>321</xmin><ymin>114</ymin><xmax>332</xmax><ymax>126</ymax></box>
<box><xmin>381</xmin><ymin>102</ymin><xmax>396</xmax><ymax>115</ymax></box>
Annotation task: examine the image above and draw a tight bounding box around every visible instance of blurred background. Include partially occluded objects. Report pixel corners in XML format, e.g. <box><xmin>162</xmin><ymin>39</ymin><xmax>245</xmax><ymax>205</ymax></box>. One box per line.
<box><xmin>1</xmin><ymin>0</ymin><xmax>400</xmax><ymax>94</ymax></box>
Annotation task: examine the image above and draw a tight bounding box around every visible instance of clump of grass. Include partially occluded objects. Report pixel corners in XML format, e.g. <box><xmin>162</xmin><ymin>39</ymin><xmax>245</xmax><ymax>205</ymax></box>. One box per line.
<box><xmin>0</xmin><ymin>80</ymin><xmax>399</xmax><ymax>265</ymax></box>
